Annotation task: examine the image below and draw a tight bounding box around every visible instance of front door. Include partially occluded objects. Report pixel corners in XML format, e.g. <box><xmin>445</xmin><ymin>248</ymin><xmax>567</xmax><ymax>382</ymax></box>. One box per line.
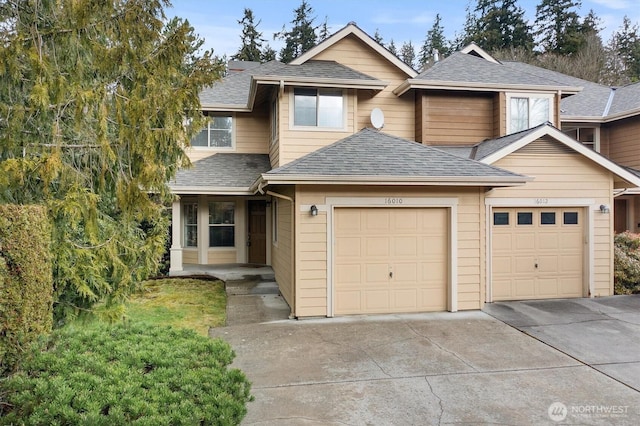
<box><xmin>247</xmin><ymin>200</ymin><xmax>267</xmax><ymax>264</ymax></box>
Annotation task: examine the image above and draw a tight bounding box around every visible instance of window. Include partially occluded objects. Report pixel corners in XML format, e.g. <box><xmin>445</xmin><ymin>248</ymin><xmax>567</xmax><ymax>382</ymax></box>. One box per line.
<box><xmin>209</xmin><ymin>202</ymin><xmax>235</xmax><ymax>247</ymax></box>
<box><xmin>293</xmin><ymin>88</ymin><xmax>343</xmax><ymax>128</ymax></box>
<box><xmin>272</xmin><ymin>199</ymin><xmax>278</xmax><ymax>243</ymax></box>
<box><xmin>270</xmin><ymin>97</ymin><xmax>278</xmax><ymax>144</ymax></box>
<box><xmin>563</xmin><ymin>126</ymin><xmax>600</xmax><ymax>152</ymax></box>
<box><xmin>508</xmin><ymin>95</ymin><xmax>552</xmax><ymax>133</ymax></box>
<box><xmin>184</xmin><ymin>203</ymin><xmax>198</xmax><ymax>247</ymax></box>
<box><xmin>517</xmin><ymin>212</ymin><xmax>533</xmax><ymax>225</ymax></box>
<box><xmin>541</xmin><ymin>212</ymin><xmax>556</xmax><ymax>225</ymax></box>
<box><xmin>564</xmin><ymin>212</ymin><xmax>579</xmax><ymax>225</ymax></box>
<box><xmin>192</xmin><ymin>116</ymin><xmax>233</xmax><ymax>148</ymax></box>
<box><xmin>494</xmin><ymin>212</ymin><xmax>509</xmax><ymax>225</ymax></box>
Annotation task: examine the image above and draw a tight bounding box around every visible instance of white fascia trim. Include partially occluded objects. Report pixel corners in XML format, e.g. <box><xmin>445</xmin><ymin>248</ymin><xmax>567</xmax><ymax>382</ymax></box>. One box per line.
<box><xmin>393</xmin><ymin>79</ymin><xmax>582</xmax><ymax>96</ymax></box>
<box><xmin>460</xmin><ymin>43</ymin><xmax>500</xmax><ymax>64</ymax></box>
<box><xmin>479</xmin><ymin>124</ymin><xmax>640</xmax><ymax>188</ymax></box>
<box><xmin>200</xmin><ymin>105</ymin><xmax>251</xmax><ymax>112</ymax></box>
<box><xmin>603</xmin><ymin>106</ymin><xmax>640</xmax><ymax>122</ymax></box>
<box><xmin>262</xmin><ymin>175</ymin><xmax>531</xmax><ymax>186</ymax></box>
<box><xmin>169</xmin><ymin>187</ymin><xmax>254</xmax><ymax>195</ymax></box>
<box><xmin>561</xmin><ymin>115</ymin><xmax>605</xmax><ymax>123</ymax></box>
<box><xmin>325</xmin><ymin>196</ymin><xmax>458</xmax><ymax>316</ymax></box>
<box><xmin>253</xmin><ymin>75</ymin><xmax>388</xmax><ymax>90</ymax></box>
<box><xmin>290</xmin><ymin>24</ymin><xmax>418</xmax><ymax>78</ymax></box>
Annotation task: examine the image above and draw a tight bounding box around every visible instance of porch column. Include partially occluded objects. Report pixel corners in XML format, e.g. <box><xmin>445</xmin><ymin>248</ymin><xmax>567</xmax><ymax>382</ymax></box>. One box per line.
<box><xmin>169</xmin><ymin>198</ymin><xmax>183</xmax><ymax>273</ymax></box>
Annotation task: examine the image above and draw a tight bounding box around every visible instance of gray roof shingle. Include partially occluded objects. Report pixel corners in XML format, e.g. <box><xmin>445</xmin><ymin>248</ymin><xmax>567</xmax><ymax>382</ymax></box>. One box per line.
<box><xmin>170</xmin><ymin>153</ymin><xmax>271</xmax><ymax>190</ymax></box>
<box><xmin>608</xmin><ymin>82</ymin><xmax>640</xmax><ymax>116</ymax></box>
<box><xmin>265</xmin><ymin>128</ymin><xmax>525</xmax><ymax>180</ymax></box>
<box><xmin>199</xmin><ymin>60</ymin><xmax>382</xmax><ymax>108</ymax></box>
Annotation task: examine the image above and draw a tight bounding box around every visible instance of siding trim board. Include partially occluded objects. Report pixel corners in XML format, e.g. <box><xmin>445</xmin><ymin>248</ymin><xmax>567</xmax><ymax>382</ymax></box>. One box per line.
<box><xmin>324</xmin><ymin>196</ymin><xmax>459</xmax><ymax>316</ymax></box>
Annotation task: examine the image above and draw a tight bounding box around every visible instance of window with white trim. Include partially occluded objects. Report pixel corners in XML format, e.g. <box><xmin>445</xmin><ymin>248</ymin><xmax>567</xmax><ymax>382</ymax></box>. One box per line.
<box><xmin>293</xmin><ymin>88</ymin><xmax>343</xmax><ymax>128</ymax></box>
<box><xmin>209</xmin><ymin>201</ymin><xmax>235</xmax><ymax>247</ymax></box>
<box><xmin>184</xmin><ymin>203</ymin><xmax>198</xmax><ymax>247</ymax></box>
<box><xmin>192</xmin><ymin>115</ymin><xmax>233</xmax><ymax>148</ymax></box>
<box><xmin>507</xmin><ymin>94</ymin><xmax>553</xmax><ymax>133</ymax></box>
<box><xmin>563</xmin><ymin>126</ymin><xmax>600</xmax><ymax>152</ymax></box>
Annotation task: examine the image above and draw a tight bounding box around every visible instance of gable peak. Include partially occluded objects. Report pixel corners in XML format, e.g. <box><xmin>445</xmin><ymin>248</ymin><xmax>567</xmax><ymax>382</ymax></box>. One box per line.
<box><xmin>460</xmin><ymin>43</ymin><xmax>500</xmax><ymax>64</ymax></box>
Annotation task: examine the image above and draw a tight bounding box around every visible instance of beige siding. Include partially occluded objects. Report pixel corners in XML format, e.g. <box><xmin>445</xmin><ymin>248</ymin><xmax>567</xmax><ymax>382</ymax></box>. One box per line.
<box><xmin>312</xmin><ymin>34</ymin><xmax>415</xmax><ymax>140</ymax></box>
<box><xmin>271</xmin><ymin>188</ymin><xmax>295</xmax><ymax>309</ymax></box>
<box><xmin>295</xmin><ymin>186</ymin><xmax>484</xmax><ymax>317</ymax></box>
<box><xmin>185</xmin><ymin>110</ymin><xmax>270</xmax><ymax>163</ymax></box>
<box><xmin>489</xmin><ymin>150</ymin><xmax>614</xmax><ymax>297</ymax></box>
<box><xmin>183</xmin><ymin>249</ymin><xmax>198</xmax><ymax>264</ymax></box>
<box><xmin>606</xmin><ymin>116</ymin><xmax>640</xmax><ymax>169</ymax></box>
<box><xmin>207</xmin><ymin>250</ymin><xmax>237</xmax><ymax>264</ymax></box>
<box><xmin>420</xmin><ymin>92</ymin><xmax>495</xmax><ymax>145</ymax></box>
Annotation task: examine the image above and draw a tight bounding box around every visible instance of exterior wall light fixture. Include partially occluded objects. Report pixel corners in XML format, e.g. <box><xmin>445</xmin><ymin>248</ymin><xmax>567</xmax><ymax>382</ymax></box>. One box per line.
<box><xmin>599</xmin><ymin>204</ymin><xmax>610</xmax><ymax>213</ymax></box>
<box><xmin>310</xmin><ymin>205</ymin><xmax>318</xmax><ymax>216</ymax></box>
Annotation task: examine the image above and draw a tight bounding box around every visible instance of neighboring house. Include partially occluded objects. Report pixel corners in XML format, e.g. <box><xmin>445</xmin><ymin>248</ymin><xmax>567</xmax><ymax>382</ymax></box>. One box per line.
<box><xmin>168</xmin><ymin>23</ymin><xmax>640</xmax><ymax>318</ymax></box>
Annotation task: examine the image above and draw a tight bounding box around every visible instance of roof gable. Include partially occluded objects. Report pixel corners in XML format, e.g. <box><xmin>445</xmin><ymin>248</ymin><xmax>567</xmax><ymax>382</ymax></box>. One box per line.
<box><xmin>475</xmin><ymin>123</ymin><xmax>640</xmax><ymax>187</ymax></box>
<box><xmin>290</xmin><ymin>23</ymin><xmax>417</xmax><ymax>78</ymax></box>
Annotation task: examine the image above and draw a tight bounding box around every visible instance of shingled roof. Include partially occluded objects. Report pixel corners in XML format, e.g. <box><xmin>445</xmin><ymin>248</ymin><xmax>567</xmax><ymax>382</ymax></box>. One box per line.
<box><xmin>170</xmin><ymin>153</ymin><xmax>270</xmax><ymax>194</ymax></box>
<box><xmin>199</xmin><ymin>60</ymin><xmax>383</xmax><ymax>109</ymax></box>
<box><xmin>263</xmin><ymin>128</ymin><xmax>528</xmax><ymax>185</ymax></box>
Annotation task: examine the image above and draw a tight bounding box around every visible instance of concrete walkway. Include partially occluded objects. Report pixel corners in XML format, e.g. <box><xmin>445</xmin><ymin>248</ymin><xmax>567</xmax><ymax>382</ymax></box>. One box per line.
<box><xmin>210</xmin><ymin>311</ymin><xmax>640</xmax><ymax>425</ymax></box>
<box><xmin>483</xmin><ymin>295</ymin><xmax>640</xmax><ymax>392</ymax></box>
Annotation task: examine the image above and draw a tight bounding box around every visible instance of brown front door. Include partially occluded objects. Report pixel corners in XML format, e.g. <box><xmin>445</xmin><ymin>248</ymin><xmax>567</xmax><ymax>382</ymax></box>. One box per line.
<box><xmin>614</xmin><ymin>198</ymin><xmax>628</xmax><ymax>233</ymax></box>
<box><xmin>247</xmin><ymin>200</ymin><xmax>267</xmax><ymax>264</ymax></box>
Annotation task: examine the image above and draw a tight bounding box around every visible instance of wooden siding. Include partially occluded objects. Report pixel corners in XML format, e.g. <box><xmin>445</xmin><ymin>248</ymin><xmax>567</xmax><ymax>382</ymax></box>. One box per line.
<box><xmin>271</xmin><ymin>188</ymin><xmax>295</xmax><ymax>309</ymax></box>
<box><xmin>605</xmin><ymin>116</ymin><xmax>640</xmax><ymax>169</ymax></box>
<box><xmin>185</xmin><ymin>110</ymin><xmax>270</xmax><ymax>163</ymax></box>
<box><xmin>494</xmin><ymin>92</ymin><xmax>506</xmax><ymax>137</ymax></box>
<box><xmin>183</xmin><ymin>249</ymin><xmax>198</xmax><ymax>264</ymax></box>
<box><xmin>420</xmin><ymin>92</ymin><xmax>495</xmax><ymax>145</ymax></box>
<box><xmin>490</xmin><ymin>150</ymin><xmax>614</xmax><ymax>297</ymax></box>
<box><xmin>207</xmin><ymin>250</ymin><xmax>237</xmax><ymax>264</ymax></box>
<box><xmin>295</xmin><ymin>186</ymin><xmax>484</xmax><ymax>317</ymax></box>
<box><xmin>312</xmin><ymin>34</ymin><xmax>415</xmax><ymax>140</ymax></box>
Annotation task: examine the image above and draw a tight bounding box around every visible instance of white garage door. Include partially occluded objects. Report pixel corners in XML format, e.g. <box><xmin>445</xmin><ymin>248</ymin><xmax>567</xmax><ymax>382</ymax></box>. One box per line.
<box><xmin>334</xmin><ymin>207</ymin><xmax>448</xmax><ymax>315</ymax></box>
<box><xmin>492</xmin><ymin>207</ymin><xmax>584</xmax><ymax>301</ymax></box>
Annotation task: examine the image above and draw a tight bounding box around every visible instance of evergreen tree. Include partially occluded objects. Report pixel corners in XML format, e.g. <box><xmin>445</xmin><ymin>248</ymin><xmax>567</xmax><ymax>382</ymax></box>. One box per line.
<box><xmin>275</xmin><ymin>0</ymin><xmax>318</xmax><ymax>63</ymax></box>
<box><xmin>534</xmin><ymin>0</ymin><xmax>584</xmax><ymax>55</ymax></box>
<box><xmin>609</xmin><ymin>16</ymin><xmax>640</xmax><ymax>83</ymax></box>
<box><xmin>388</xmin><ymin>39</ymin><xmax>398</xmax><ymax>56</ymax></box>
<box><xmin>374</xmin><ymin>29</ymin><xmax>384</xmax><ymax>46</ymax></box>
<box><xmin>232</xmin><ymin>8</ymin><xmax>270</xmax><ymax>62</ymax></box>
<box><xmin>461</xmin><ymin>0</ymin><xmax>533</xmax><ymax>53</ymax></box>
<box><xmin>0</xmin><ymin>0</ymin><xmax>222</xmax><ymax>321</ymax></box>
<box><xmin>318</xmin><ymin>16</ymin><xmax>330</xmax><ymax>41</ymax></box>
<box><xmin>400</xmin><ymin>41</ymin><xmax>416</xmax><ymax>69</ymax></box>
<box><xmin>419</xmin><ymin>14</ymin><xmax>450</xmax><ymax>68</ymax></box>
<box><xmin>262</xmin><ymin>46</ymin><xmax>277</xmax><ymax>62</ymax></box>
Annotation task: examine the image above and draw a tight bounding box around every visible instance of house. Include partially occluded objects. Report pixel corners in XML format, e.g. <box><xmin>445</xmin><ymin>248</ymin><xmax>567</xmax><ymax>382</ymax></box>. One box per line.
<box><xmin>168</xmin><ymin>23</ymin><xmax>640</xmax><ymax>318</ymax></box>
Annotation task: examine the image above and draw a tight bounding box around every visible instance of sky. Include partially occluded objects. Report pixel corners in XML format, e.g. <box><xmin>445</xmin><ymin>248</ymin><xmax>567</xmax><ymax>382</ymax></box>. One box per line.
<box><xmin>167</xmin><ymin>0</ymin><xmax>640</xmax><ymax>58</ymax></box>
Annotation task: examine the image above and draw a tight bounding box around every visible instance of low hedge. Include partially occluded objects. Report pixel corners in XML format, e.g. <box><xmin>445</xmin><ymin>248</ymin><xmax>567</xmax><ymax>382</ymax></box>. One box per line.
<box><xmin>0</xmin><ymin>204</ymin><xmax>53</xmax><ymax>375</ymax></box>
<box><xmin>614</xmin><ymin>231</ymin><xmax>640</xmax><ymax>294</ymax></box>
<box><xmin>0</xmin><ymin>324</ymin><xmax>252</xmax><ymax>425</ymax></box>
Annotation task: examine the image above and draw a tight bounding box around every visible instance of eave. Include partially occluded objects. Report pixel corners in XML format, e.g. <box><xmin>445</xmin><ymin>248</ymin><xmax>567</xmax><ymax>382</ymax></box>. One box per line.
<box><xmin>252</xmin><ymin>75</ymin><xmax>389</xmax><ymax>91</ymax></box>
<box><xmin>169</xmin><ymin>186</ymin><xmax>254</xmax><ymax>196</ymax></box>
<box><xmin>261</xmin><ymin>174</ymin><xmax>532</xmax><ymax>187</ymax></box>
<box><xmin>394</xmin><ymin>79</ymin><xmax>583</xmax><ymax>96</ymax></box>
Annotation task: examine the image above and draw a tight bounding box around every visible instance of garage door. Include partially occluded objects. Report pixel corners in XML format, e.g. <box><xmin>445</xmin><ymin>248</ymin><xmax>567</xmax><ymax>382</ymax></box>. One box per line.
<box><xmin>334</xmin><ymin>207</ymin><xmax>448</xmax><ymax>315</ymax></box>
<box><xmin>492</xmin><ymin>207</ymin><xmax>584</xmax><ymax>301</ymax></box>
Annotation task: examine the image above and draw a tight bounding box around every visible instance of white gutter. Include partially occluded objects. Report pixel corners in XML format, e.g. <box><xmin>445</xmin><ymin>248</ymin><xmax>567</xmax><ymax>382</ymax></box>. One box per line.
<box><xmin>261</xmin><ymin>174</ymin><xmax>531</xmax><ymax>186</ymax></box>
<box><xmin>394</xmin><ymin>79</ymin><xmax>583</xmax><ymax>96</ymax></box>
<box><xmin>253</xmin><ymin>75</ymin><xmax>389</xmax><ymax>90</ymax></box>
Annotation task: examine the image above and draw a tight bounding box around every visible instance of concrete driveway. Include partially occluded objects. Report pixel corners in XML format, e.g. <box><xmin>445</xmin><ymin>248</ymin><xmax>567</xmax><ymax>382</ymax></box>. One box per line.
<box><xmin>210</xmin><ymin>309</ymin><xmax>640</xmax><ymax>425</ymax></box>
<box><xmin>483</xmin><ymin>295</ymin><xmax>640</xmax><ymax>393</ymax></box>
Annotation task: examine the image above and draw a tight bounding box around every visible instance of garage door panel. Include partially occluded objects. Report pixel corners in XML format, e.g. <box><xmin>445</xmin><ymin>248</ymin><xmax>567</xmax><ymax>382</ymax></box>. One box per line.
<box><xmin>492</xmin><ymin>207</ymin><xmax>584</xmax><ymax>301</ymax></box>
<box><xmin>335</xmin><ymin>207</ymin><xmax>448</xmax><ymax>315</ymax></box>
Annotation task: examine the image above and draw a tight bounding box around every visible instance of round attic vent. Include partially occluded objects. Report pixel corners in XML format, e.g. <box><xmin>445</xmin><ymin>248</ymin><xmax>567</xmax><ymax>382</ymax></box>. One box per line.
<box><xmin>370</xmin><ymin>108</ymin><xmax>384</xmax><ymax>130</ymax></box>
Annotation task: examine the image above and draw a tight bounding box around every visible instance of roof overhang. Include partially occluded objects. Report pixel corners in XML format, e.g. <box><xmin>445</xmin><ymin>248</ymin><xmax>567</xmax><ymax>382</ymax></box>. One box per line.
<box><xmin>479</xmin><ymin>124</ymin><xmax>640</xmax><ymax>188</ymax></box>
<box><xmin>252</xmin><ymin>75</ymin><xmax>389</xmax><ymax>91</ymax></box>
<box><xmin>260</xmin><ymin>174</ymin><xmax>531</xmax><ymax>187</ymax></box>
<box><xmin>394</xmin><ymin>79</ymin><xmax>583</xmax><ymax>96</ymax></box>
<box><xmin>169</xmin><ymin>186</ymin><xmax>255</xmax><ymax>196</ymax></box>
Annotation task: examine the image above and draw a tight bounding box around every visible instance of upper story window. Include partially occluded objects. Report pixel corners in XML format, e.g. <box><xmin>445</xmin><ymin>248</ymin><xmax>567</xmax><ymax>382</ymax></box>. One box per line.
<box><xmin>507</xmin><ymin>94</ymin><xmax>554</xmax><ymax>134</ymax></box>
<box><xmin>293</xmin><ymin>88</ymin><xmax>344</xmax><ymax>128</ymax></box>
<box><xmin>270</xmin><ymin>97</ymin><xmax>278</xmax><ymax>144</ymax></box>
<box><xmin>191</xmin><ymin>115</ymin><xmax>233</xmax><ymax>148</ymax></box>
<box><xmin>563</xmin><ymin>126</ymin><xmax>600</xmax><ymax>152</ymax></box>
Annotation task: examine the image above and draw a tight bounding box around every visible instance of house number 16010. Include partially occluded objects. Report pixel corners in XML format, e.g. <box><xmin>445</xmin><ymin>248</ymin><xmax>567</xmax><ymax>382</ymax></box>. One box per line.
<box><xmin>385</xmin><ymin>198</ymin><xmax>403</xmax><ymax>205</ymax></box>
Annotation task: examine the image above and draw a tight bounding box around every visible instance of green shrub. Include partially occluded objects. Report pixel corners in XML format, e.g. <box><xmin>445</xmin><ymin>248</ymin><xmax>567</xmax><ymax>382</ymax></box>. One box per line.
<box><xmin>614</xmin><ymin>231</ymin><xmax>640</xmax><ymax>294</ymax></box>
<box><xmin>0</xmin><ymin>324</ymin><xmax>252</xmax><ymax>425</ymax></box>
<box><xmin>0</xmin><ymin>204</ymin><xmax>53</xmax><ymax>375</ymax></box>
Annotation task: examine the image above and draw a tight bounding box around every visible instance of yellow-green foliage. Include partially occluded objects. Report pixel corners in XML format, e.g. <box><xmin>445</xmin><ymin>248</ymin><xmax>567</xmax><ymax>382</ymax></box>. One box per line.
<box><xmin>0</xmin><ymin>205</ymin><xmax>53</xmax><ymax>375</ymax></box>
<box><xmin>614</xmin><ymin>231</ymin><xmax>640</xmax><ymax>294</ymax></box>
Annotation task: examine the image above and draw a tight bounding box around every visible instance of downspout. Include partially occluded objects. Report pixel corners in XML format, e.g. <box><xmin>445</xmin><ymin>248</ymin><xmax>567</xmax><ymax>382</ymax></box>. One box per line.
<box><xmin>266</xmin><ymin>190</ymin><xmax>296</xmax><ymax>319</ymax></box>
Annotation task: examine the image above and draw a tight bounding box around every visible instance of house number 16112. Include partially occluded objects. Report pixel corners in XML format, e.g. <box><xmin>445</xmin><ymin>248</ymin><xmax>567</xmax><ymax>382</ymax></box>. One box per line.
<box><xmin>385</xmin><ymin>198</ymin><xmax>403</xmax><ymax>205</ymax></box>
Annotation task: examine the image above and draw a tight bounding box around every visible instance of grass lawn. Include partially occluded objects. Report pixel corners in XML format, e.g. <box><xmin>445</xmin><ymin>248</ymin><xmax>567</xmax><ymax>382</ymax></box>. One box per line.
<box><xmin>124</xmin><ymin>277</ymin><xmax>227</xmax><ymax>335</ymax></box>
